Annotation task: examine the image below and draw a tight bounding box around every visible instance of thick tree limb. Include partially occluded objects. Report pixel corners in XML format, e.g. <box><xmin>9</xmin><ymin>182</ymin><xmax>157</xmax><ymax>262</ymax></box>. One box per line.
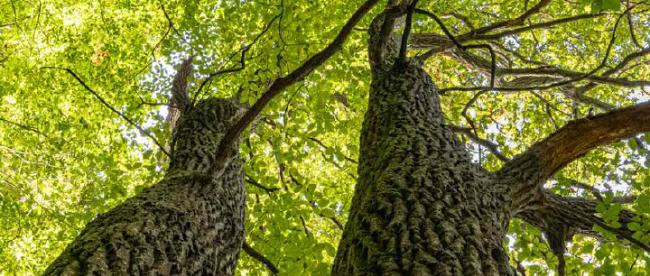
<box><xmin>211</xmin><ymin>0</ymin><xmax>379</xmax><ymax>177</ymax></box>
<box><xmin>514</xmin><ymin>101</ymin><xmax>650</xmax><ymax>181</ymax></box>
<box><xmin>517</xmin><ymin>190</ymin><xmax>649</xmax><ymax>252</ymax></box>
<box><xmin>517</xmin><ymin>190</ymin><xmax>648</xmax><ymax>275</ymax></box>
<box><xmin>499</xmin><ymin>100</ymin><xmax>650</xmax><ymax>214</ymax></box>
<box><xmin>167</xmin><ymin>57</ymin><xmax>194</xmax><ymax>137</ymax></box>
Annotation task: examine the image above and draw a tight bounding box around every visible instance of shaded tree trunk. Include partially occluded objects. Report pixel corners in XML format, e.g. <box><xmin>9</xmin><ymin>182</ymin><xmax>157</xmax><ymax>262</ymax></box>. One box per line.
<box><xmin>332</xmin><ymin>62</ymin><xmax>515</xmax><ymax>274</ymax></box>
<box><xmin>45</xmin><ymin>61</ymin><xmax>247</xmax><ymax>275</ymax></box>
<box><xmin>332</xmin><ymin>10</ymin><xmax>515</xmax><ymax>275</ymax></box>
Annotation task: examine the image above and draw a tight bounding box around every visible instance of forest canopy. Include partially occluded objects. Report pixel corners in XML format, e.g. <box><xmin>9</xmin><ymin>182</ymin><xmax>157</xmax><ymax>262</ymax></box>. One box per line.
<box><xmin>1</xmin><ymin>0</ymin><xmax>650</xmax><ymax>274</ymax></box>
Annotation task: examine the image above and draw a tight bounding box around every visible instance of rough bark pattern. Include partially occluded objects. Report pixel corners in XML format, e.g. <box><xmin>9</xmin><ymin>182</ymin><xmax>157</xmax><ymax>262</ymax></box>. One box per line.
<box><xmin>517</xmin><ymin>190</ymin><xmax>646</xmax><ymax>250</ymax></box>
<box><xmin>333</xmin><ymin>10</ymin><xmax>515</xmax><ymax>275</ymax></box>
<box><xmin>45</xmin><ymin>98</ymin><xmax>245</xmax><ymax>275</ymax></box>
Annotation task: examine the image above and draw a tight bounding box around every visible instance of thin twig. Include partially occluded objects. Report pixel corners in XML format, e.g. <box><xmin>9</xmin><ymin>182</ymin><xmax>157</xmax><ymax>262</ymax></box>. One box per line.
<box><xmin>299</xmin><ymin>215</ymin><xmax>312</xmax><ymax>238</ymax></box>
<box><xmin>309</xmin><ymin>137</ymin><xmax>357</xmax><ymax>164</ymax></box>
<box><xmin>440</xmin><ymin>9</ymin><xmax>628</xmax><ymax>94</ymax></box>
<box><xmin>0</xmin><ymin>116</ymin><xmax>47</xmax><ymax>137</ymax></box>
<box><xmin>625</xmin><ymin>0</ymin><xmax>643</xmax><ymax>49</ymax></box>
<box><xmin>211</xmin><ymin>0</ymin><xmax>380</xmax><ymax>177</ymax></box>
<box><xmin>159</xmin><ymin>2</ymin><xmax>195</xmax><ymax>53</ymax></box>
<box><xmin>450</xmin><ymin>125</ymin><xmax>509</xmax><ymax>162</ymax></box>
<box><xmin>42</xmin><ymin>67</ymin><xmax>171</xmax><ymax>157</ymax></box>
<box><xmin>192</xmin><ymin>12</ymin><xmax>282</xmax><ymax>103</ymax></box>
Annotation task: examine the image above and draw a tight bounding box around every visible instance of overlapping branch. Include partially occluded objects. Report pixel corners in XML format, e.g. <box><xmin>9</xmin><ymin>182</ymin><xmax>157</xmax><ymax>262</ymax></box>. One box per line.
<box><xmin>193</xmin><ymin>12</ymin><xmax>282</xmax><ymax>102</ymax></box>
<box><xmin>408</xmin><ymin>3</ymin><xmax>650</xmax><ymax>98</ymax></box>
<box><xmin>449</xmin><ymin>125</ymin><xmax>509</xmax><ymax>162</ymax></box>
<box><xmin>211</xmin><ymin>0</ymin><xmax>380</xmax><ymax>176</ymax></box>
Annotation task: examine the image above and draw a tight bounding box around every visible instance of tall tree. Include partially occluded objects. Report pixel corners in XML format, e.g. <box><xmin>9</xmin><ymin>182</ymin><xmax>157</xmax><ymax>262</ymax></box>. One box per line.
<box><xmin>333</xmin><ymin>2</ymin><xmax>650</xmax><ymax>274</ymax></box>
<box><xmin>2</xmin><ymin>0</ymin><xmax>650</xmax><ymax>275</ymax></box>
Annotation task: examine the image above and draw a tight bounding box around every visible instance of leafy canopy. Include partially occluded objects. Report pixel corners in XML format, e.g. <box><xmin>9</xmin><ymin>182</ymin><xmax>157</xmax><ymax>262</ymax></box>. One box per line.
<box><xmin>1</xmin><ymin>0</ymin><xmax>649</xmax><ymax>274</ymax></box>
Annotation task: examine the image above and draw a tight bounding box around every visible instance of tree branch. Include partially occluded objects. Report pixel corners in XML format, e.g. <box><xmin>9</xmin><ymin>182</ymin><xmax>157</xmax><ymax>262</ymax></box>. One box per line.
<box><xmin>242</xmin><ymin>241</ymin><xmax>279</xmax><ymax>274</ymax></box>
<box><xmin>159</xmin><ymin>2</ymin><xmax>195</xmax><ymax>53</ymax></box>
<box><xmin>245</xmin><ymin>175</ymin><xmax>280</xmax><ymax>193</ymax></box>
<box><xmin>167</xmin><ymin>57</ymin><xmax>194</xmax><ymax>146</ymax></box>
<box><xmin>438</xmin><ymin>8</ymin><xmax>626</xmax><ymax>94</ymax></box>
<box><xmin>469</xmin><ymin>0</ymin><xmax>552</xmax><ymax>35</ymax></box>
<box><xmin>0</xmin><ymin>116</ymin><xmax>47</xmax><ymax>137</ymax></box>
<box><xmin>414</xmin><ymin>9</ymin><xmax>496</xmax><ymax>87</ymax></box>
<box><xmin>499</xmin><ymin>101</ymin><xmax>650</xmax><ymax>213</ymax></box>
<box><xmin>517</xmin><ymin>190</ymin><xmax>650</xmax><ymax>253</ymax></box>
<box><xmin>211</xmin><ymin>0</ymin><xmax>379</xmax><ymax>177</ymax></box>
<box><xmin>449</xmin><ymin>125</ymin><xmax>509</xmax><ymax>162</ymax></box>
<box><xmin>41</xmin><ymin>67</ymin><xmax>171</xmax><ymax>157</ymax></box>
<box><xmin>308</xmin><ymin>137</ymin><xmax>358</xmax><ymax>164</ymax></box>
<box><xmin>470</xmin><ymin>13</ymin><xmax>603</xmax><ymax>41</ymax></box>
<box><xmin>397</xmin><ymin>0</ymin><xmax>419</xmax><ymax>65</ymax></box>
<box><xmin>515</xmin><ymin>101</ymin><xmax>650</xmax><ymax>181</ymax></box>
<box><xmin>193</xmin><ymin>12</ymin><xmax>282</xmax><ymax>102</ymax></box>
<box><xmin>436</xmin><ymin>44</ymin><xmax>650</xmax><ymax>90</ymax></box>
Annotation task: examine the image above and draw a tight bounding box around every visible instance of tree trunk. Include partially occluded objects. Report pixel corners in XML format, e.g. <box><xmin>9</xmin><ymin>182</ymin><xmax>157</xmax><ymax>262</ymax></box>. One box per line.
<box><xmin>333</xmin><ymin>4</ymin><xmax>650</xmax><ymax>274</ymax></box>
<box><xmin>44</xmin><ymin>97</ymin><xmax>246</xmax><ymax>275</ymax></box>
<box><xmin>332</xmin><ymin>10</ymin><xmax>515</xmax><ymax>275</ymax></box>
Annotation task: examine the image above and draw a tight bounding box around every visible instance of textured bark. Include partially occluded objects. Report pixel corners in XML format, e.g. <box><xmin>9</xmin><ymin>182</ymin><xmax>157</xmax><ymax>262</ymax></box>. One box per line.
<box><xmin>517</xmin><ymin>190</ymin><xmax>650</xmax><ymax>251</ymax></box>
<box><xmin>515</xmin><ymin>190</ymin><xmax>649</xmax><ymax>275</ymax></box>
<box><xmin>333</xmin><ymin>3</ymin><xmax>650</xmax><ymax>275</ymax></box>
<box><xmin>332</xmin><ymin>9</ymin><xmax>515</xmax><ymax>275</ymax></box>
<box><xmin>515</xmin><ymin>101</ymin><xmax>650</xmax><ymax>182</ymax></box>
<box><xmin>44</xmin><ymin>98</ymin><xmax>246</xmax><ymax>275</ymax></box>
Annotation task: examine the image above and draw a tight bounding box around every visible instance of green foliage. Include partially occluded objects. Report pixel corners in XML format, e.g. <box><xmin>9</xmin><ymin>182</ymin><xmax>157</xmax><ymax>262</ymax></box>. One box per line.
<box><xmin>585</xmin><ymin>0</ymin><xmax>622</xmax><ymax>12</ymax></box>
<box><xmin>1</xmin><ymin>0</ymin><xmax>649</xmax><ymax>274</ymax></box>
